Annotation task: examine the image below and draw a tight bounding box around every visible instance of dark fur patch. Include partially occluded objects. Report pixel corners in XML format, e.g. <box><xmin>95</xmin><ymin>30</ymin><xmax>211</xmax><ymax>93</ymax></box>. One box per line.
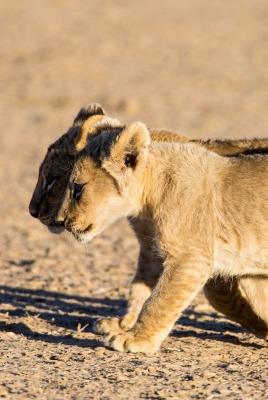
<box><xmin>195</xmin><ymin>138</ymin><xmax>268</xmax><ymax>158</ymax></box>
<box><xmin>125</xmin><ymin>153</ymin><xmax>137</xmax><ymax>168</ymax></box>
<box><xmin>230</xmin><ymin>147</ymin><xmax>268</xmax><ymax>157</ymax></box>
<box><xmin>85</xmin><ymin>127</ymin><xmax>125</xmax><ymax>162</ymax></box>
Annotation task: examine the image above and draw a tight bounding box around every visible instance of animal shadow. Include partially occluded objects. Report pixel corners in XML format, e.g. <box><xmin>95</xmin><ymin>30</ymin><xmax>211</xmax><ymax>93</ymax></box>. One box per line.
<box><xmin>0</xmin><ymin>285</ymin><xmax>126</xmax><ymax>348</ymax></box>
<box><xmin>0</xmin><ymin>285</ymin><xmax>265</xmax><ymax>349</ymax></box>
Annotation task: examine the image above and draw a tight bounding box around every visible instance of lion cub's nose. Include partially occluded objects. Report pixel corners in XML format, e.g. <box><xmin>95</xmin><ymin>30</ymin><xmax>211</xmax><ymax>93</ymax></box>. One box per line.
<box><xmin>29</xmin><ymin>201</ymin><xmax>39</xmax><ymax>219</ymax></box>
<box><xmin>30</xmin><ymin>210</ymin><xmax>39</xmax><ymax>219</ymax></box>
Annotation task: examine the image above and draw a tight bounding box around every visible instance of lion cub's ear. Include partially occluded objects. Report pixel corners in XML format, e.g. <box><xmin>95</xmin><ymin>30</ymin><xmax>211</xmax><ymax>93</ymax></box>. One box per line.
<box><xmin>74</xmin><ymin>103</ymin><xmax>107</xmax><ymax>151</ymax></box>
<box><xmin>73</xmin><ymin>103</ymin><xmax>106</xmax><ymax>125</ymax></box>
<box><xmin>64</xmin><ymin>103</ymin><xmax>107</xmax><ymax>156</ymax></box>
<box><xmin>102</xmin><ymin>122</ymin><xmax>151</xmax><ymax>177</ymax></box>
<box><xmin>75</xmin><ymin>114</ymin><xmax>106</xmax><ymax>151</ymax></box>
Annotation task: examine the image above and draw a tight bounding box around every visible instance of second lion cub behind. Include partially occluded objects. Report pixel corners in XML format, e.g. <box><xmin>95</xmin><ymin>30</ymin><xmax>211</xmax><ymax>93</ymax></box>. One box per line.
<box><xmin>56</xmin><ymin>121</ymin><xmax>268</xmax><ymax>353</ymax></box>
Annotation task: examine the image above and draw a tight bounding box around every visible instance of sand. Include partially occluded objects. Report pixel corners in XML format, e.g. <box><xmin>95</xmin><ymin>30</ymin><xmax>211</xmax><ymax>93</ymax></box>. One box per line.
<box><xmin>0</xmin><ymin>1</ymin><xmax>268</xmax><ymax>398</ymax></box>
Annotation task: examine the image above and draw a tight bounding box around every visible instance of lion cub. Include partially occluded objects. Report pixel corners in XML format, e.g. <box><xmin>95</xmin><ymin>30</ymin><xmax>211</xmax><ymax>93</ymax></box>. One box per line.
<box><xmin>56</xmin><ymin>121</ymin><xmax>268</xmax><ymax>353</ymax></box>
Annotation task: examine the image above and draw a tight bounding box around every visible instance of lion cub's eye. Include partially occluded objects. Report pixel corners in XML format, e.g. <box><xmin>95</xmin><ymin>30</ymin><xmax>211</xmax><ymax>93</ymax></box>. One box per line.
<box><xmin>73</xmin><ymin>183</ymin><xmax>85</xmax><ymax>201</ymax></box>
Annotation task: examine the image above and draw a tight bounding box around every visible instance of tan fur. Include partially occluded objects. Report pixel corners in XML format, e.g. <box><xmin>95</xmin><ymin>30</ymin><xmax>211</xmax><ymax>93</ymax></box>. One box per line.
<box><xmin>75</xmin><ymin>114</ymin><xmax>106</xmax><ymax>150</ymax></box>
<box><xmin>29</xmin><ymin>104</ymin><xmax>268</xmax><ymax>349</ymax></box>
<box><xmin>55</xmin><ymin>119</ymin><xmax>268</xmax><ymax>352</ymax></box>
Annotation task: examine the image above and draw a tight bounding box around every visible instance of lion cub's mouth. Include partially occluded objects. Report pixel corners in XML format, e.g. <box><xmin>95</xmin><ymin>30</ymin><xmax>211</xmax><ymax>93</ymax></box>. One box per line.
<box><xmin>47</xmin><ymin>223</ymin><xmax>65</xmax><ymax>234</ymax></box>
<box><xmin>73</xmin><ymin>224</ymin><xmax>93</xmax><ymax>241</ymax></box>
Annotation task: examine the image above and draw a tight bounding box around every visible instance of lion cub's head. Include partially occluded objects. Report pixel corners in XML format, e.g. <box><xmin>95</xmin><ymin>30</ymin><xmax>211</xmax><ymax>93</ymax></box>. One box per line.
<box><xmin>55</xmin><ymin>121</ymin><xmax>151</xmax><ymax>242</ymax></box>
<box><xmin>29</xmin><ymin>103</ymin><xmax>123</xmax><ymax>233</ymax></box>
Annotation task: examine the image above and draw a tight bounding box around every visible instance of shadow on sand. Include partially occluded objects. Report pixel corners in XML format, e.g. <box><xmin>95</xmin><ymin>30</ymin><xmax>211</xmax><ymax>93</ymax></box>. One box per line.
<box><xmin>0</xmin><ymin>285</ymin><xmax>266</xmax><ymax>350</ymax></box>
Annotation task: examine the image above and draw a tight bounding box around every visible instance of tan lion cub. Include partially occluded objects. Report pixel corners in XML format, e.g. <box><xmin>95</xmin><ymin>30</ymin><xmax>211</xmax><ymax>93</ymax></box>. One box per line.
<box><xmin>56</xmin><ymin>121</ymin><xmax>268</xmax><ymax>353</ymax></box>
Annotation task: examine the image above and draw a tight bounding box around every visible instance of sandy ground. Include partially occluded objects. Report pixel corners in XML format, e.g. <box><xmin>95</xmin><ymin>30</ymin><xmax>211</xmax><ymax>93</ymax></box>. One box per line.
<box><xmin>0</xmin><ymin>1</ymin><xmax>268</xmax><ymax>398</ymax></box>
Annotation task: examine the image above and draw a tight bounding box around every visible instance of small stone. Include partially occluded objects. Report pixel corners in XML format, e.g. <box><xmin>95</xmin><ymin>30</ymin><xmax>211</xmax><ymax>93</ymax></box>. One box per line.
<box><xmin>202</xmin><ymin>371</ymin><xmax>216</xmax><ymax>379</ymax></box>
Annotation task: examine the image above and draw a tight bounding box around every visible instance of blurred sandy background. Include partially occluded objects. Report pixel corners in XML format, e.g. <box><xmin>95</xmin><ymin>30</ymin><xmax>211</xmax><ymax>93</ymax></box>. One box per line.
<box><xmin>0</xmin><ymin>1</ymin><xmax>268</xmax><ymax>399</ymax></box>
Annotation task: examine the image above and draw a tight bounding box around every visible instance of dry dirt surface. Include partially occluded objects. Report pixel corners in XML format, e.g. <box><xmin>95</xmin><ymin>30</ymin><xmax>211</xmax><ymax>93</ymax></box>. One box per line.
<box><xmin>1</xmin><ymin>1</ymin><xmax>268</xmax><ymax>399</ymax></box>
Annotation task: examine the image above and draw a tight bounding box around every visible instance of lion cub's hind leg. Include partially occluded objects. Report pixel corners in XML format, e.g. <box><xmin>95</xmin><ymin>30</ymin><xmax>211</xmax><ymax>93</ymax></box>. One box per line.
<box><xmin>204</xmin><ymin>277</ymin><xmax>268</xmax><ymax>338</ymax></box>
<box><xmin>239</xmin><ymin>276</ymin><xmax>268</xmax><ymax>338</ymax></box>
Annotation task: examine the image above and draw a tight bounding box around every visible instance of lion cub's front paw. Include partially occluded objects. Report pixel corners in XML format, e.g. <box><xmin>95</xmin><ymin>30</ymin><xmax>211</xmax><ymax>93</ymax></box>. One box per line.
<box><xmin>119</xmin><ymin>312</ymin><xmax>138</xmax><ymax>331</ymax></box>
<box><xmin>94</xmin><ymin>317</ymin><xmax>122</xmax><ymax>335</ymax></box>
<box><xmin>104</xmin><ymin>331</ymin><xmax>160</xmax><ymax>353</ymax></box>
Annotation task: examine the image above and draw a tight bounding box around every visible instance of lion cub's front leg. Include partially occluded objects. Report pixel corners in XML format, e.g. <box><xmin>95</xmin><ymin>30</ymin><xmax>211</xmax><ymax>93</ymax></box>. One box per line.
<box><xmin>95</xmin><ymin>220</ymin><xmax>163</xmax><ymax>335</ymax></box>
<box><xmin>95</xmin><ymin>245</ymin><xmax>163</xmax><ymax>335</ymax></box>
<box><xmin>104</xmin><ymin>254</ymin><xmax>211</xmax><ymax>353</ymax></box>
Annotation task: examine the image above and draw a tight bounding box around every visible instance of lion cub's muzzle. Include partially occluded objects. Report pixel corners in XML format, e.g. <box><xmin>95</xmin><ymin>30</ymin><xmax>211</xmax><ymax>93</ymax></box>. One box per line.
<box><xmin>59</xmin><ymin>218</ymin><xmax>93</xmax><ymax>240</ymax></box>
<box><xmin>29</xmin><ymin>198</ymin><xmax>65</xmax><ymax>233</ymax></box>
